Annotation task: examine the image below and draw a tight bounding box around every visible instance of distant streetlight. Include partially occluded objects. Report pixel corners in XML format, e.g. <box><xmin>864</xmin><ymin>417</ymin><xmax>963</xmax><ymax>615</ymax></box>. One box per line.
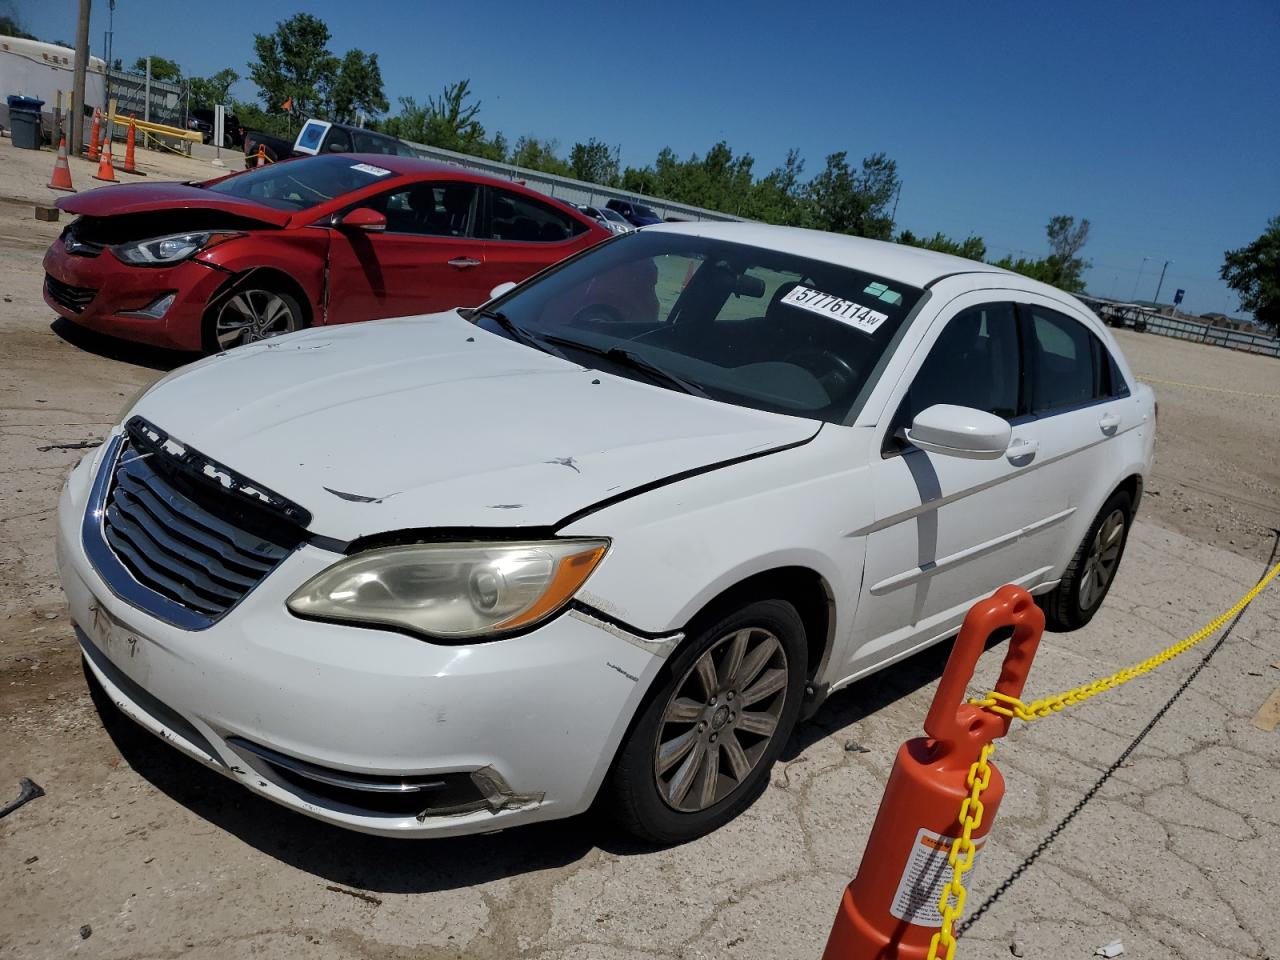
<box><xmin>1153</xmin><ymin>260</ymin><xmax>1173</xmax><ymax>306</ymax></box>
<box><xmin>1131</xmin><ymin>257</ymin><xmax>1150</xmax><ymax>300</ymax></box>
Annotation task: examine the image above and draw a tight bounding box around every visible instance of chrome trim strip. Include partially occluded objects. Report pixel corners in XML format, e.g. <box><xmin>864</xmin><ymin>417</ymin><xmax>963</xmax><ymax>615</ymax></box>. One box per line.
<box><xmin>570</xmin><ymin>607</ymin><xmax>683</xmax><ymax>657</ymax></box>
<box><xmin>869</xmin><ymin>506</ymin><xmax>1077</xmax><ymax>594</ymax></box>
<box><xmin>226</xmin><ymin>737</ymin><xmax>450</xmax><ymax>795</ymax></box>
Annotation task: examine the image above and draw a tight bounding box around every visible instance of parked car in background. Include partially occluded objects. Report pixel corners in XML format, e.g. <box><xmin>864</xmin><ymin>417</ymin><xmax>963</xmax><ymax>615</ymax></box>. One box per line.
<box><xmin>59</xmin><ymin>224</ymin><xmax>1154</xmax><ymax>844</ymax></box>
<box><xmin>43</xmin><ymin>154</ymin><xmax>610</xmax><ymax>353</ymax></box>
<box><xmin>578</xmin><ymin>204</ymin><xmax>634</xmax><ymax>235</ymax></box>
<box><xmin>242</xmin><ymin>118</ymin><xmax>417</xmax><ymax>168</ymax></box>
<box><xmin>187</xmin><ymin>108</ymin><xmax>243</xmax><ymax>148</ymax></box>
<box><xmin>606</xmin><ymin>198</ymin><xmax>664</xmax><ymax>227</ymax></box>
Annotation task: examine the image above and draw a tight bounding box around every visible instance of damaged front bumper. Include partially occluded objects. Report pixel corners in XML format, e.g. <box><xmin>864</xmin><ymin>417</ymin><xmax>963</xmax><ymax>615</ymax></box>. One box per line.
<box><xmin>56</xmin><ymin>445</ymin><xmax>666</xmax><ymax>838</ymax></box>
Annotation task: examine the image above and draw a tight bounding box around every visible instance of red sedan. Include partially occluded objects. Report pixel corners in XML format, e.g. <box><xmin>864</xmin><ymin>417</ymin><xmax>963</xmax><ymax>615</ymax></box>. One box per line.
<box><xmin>43</xmin><ymin>154</ymin><xmax>611</xmax><ymax>353</ymax></box>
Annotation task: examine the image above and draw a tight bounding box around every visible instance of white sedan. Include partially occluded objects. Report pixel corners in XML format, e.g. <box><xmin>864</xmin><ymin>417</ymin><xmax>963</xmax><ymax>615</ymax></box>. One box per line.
<box><xmin>57</xmin><ymin>223</ymin><xmax>1155</xmax><ymax>842</ymax></box>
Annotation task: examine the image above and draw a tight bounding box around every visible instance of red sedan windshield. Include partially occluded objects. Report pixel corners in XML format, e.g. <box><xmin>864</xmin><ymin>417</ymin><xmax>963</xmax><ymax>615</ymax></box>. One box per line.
<box><xmin>204</xmin><ymin>155</ymin><xmax>399</xmax><ymax>211</ymax></box>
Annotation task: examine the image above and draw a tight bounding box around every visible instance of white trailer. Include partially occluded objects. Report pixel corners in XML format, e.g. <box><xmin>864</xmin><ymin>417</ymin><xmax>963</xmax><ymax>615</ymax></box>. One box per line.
<box><xmin>0</xmin><ymin>36</ymin><xmax>106</xmax><ymax>139</ymax></box>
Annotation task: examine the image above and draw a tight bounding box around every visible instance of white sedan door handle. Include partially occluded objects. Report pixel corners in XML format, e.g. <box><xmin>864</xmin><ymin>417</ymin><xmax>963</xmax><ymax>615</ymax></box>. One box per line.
<box><xmin>1006</xmin><ymin>437</ymin><xmax>1038</xmax><ymax>464</ymax></box>
<box><xmin>1098</xmin><ymin>412</ymin><xmax>1121</xmax><ymax>435</ymax></box>
<box><xmin>448</xmin><ymin>257</ymin><xmax>482</xmax><ymax>269</ymax></box>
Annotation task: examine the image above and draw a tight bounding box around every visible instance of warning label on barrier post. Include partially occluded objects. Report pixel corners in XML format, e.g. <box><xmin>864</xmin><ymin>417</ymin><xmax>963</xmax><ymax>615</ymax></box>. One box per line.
<box><xmin>889</xmin><ymin>828</ymin><xmax>985</xmax><ymax>926</ymax></box>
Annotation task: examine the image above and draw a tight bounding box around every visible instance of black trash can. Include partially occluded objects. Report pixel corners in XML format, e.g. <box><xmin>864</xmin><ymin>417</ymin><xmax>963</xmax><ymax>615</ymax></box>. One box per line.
<box><xmin>6</xmin><ymin>96</ymin><xmax>45</xmax><ymax>149</ymax></box>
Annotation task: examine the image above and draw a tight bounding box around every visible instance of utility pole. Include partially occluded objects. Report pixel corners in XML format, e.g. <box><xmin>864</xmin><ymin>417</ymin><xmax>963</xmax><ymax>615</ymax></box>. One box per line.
<box><xmin>1153</xmin><ymin>260</ymin><xmax>1173</xmax><ymax>308</ymax></box>
<box><xmin>1131</xmin><ymin>256</ymin><xmax>1150</xmax><ymax>300</ymax></box>
<box><xmin>70</xmin><ymin>0</ymin><xmax>92</xmax><ymax>153</ymax></box>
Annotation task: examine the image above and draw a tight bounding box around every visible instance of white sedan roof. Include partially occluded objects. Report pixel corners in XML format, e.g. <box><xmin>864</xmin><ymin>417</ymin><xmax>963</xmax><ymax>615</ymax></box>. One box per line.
<box><xmin>648</xmin><ymin>221</ymin><xmax>1019</xmax><ymax>290</ymax></box>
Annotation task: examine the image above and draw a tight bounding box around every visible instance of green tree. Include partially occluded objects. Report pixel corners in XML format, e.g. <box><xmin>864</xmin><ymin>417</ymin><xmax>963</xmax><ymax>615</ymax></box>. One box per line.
<box><xmin>898</xmin><ymin>229</ymin><xmax>987</xmax><ymax>261</ymax></box>
<box><xmin>992</xmin><ymin>215</ymin><xmax>1092</xmax><ymax>292</ymax></box>
<box><xmin>330</xmin><ymin>49</ymin><xmax>387</xmax><ymax>123</ymax></box>
<box><xmin>381</xmin><ymin>80</ymin><xmax>504</xmax><ymax>159</ymax></box>
<box><xmin>510</xmin><ymin>136</ymin><xmax>571</xmax><ymax>176</ymax></box>
<box><xmin>804</xmin><ymin>151</ymin><xmax>899</xmax><ymax>239</ymax></box>
<box><xmin>132</xmin><ymin>55</ymin><xmax>182</xmax><ymax>82</ymax></box>
<box><xmin>248</xmin><ymin>13</ymin><xmax>338</xmax><ymax>118</ymax></box>
<box><xmin>0</xmin><ymin>15</ymin><xmax>37</xmax><ymax>40</ymax></box>
<box><xmin>1220</xmin><ymin>216</ymin><xmax>1280</xmax><ymax>333</ymax></box>
<box><xmin>569</xmin><ymin>139</ymin><xmax>619</xmax><ymax>186</ymax></box>
<box><xmin>745</xmin><ymin>149</ymin><xmax>806</xmax><ymax>225</ymax></box>
<box><xmin>188</xmin><ymin>68</ymin><xmax>240</xmax><ymax>109</ymax></box>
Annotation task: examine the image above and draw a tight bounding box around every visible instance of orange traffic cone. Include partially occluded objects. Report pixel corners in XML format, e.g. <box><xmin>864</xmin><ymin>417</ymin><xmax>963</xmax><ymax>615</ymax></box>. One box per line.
<box><xmin>48</xmin><ymin>137</ymin><xmax>76</xmax><ymax>192</ymax></box>
<box><xmin>86</xmin><ymin>109</ymin><xmax>102</xmax><ymax>160</ymax></box>
<box><xmin>92</xmin><ymin>143</ymin><xmax>118</xmax><ymax>182</ymax></box>
<box><xmin>255</xmin><ymin>144</ymin><xmax>268</xmax><ymax>167</ymax></box>
<box><xmin>120</xmin><ymin>116</ymin><xmax>145</xmax><ymax>175</ymax></box>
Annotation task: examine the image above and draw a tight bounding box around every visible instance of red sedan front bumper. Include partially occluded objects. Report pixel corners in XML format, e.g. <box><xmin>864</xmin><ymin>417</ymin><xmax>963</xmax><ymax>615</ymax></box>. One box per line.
<box><xmin>42</xmin><ymin>239</ymin><xmax>228</xmax><ymax>352</ymax></box>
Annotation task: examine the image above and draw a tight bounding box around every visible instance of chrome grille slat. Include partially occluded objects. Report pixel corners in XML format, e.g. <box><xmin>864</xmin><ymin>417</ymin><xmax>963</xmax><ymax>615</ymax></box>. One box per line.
<box><xmin>113</xmin><ymin>480</ymin><xmax>276</xmax><ymax>576</ymax></box>
<box><xmin>105</xmin><ymin>504</ymin><xmax>255</xmax><ymax>596</ymax></box>
<box><xmin>88</xmin><ymin>422</ymin><xmax>306</xmax><ymax>628</ymax></box>
<box><xmin>119</xmin><ymin>462</ymin><xmax>289</xmax><ymax>563</ymax></box>
<box><xmin>103</xmin><ymin>526</ymin><xmax>227</xmax><ymax>615</ymax></box>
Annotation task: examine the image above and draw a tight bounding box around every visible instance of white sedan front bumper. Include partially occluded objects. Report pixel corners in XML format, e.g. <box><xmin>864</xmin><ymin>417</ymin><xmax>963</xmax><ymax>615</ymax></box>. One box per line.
<box><xmin>56</xmin><ymin>447</ymin><xmax>666</xmax><ymax>837</ymax></box>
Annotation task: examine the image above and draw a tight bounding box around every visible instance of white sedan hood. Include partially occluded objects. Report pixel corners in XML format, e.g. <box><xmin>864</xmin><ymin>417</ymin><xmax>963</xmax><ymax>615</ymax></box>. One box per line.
<box><xmin>132</xmin><ymin>313</ymin><xmax>820</xmax><ymax>542</ymax></box>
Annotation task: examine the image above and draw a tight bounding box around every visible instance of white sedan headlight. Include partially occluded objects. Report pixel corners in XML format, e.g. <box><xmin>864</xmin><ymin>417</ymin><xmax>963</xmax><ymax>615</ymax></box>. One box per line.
<box><xmin>287</xmin><ymin>540</ymin><xmax>609</xmax><ymax>640</ymax></box>
<box><xmin>113</xmin><ymin>231</ymin><xmax>242</xmax><ymax>266</ymax></box>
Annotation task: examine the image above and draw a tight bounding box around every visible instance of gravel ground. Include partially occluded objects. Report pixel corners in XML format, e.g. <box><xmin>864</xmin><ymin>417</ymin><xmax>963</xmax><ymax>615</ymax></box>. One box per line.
<box><xmin>2</xmin><ymin>137</ymin><xmax>1278</xmax><ymax>959</ymax></box>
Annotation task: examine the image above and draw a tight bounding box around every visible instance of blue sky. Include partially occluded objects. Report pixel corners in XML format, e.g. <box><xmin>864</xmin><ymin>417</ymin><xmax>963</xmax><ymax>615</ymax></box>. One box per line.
<box><xmin>21</xmin><ymin>0</ymin><xmax>1280</xmax><ymax>317</ymax></box>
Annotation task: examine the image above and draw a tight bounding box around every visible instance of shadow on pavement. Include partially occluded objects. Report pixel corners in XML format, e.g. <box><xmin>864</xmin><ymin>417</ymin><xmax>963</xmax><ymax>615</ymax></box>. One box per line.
<box><xmin>50</xmin><ymin>317</ymin><xmax>195</xmax><ymax>372</ymax></box>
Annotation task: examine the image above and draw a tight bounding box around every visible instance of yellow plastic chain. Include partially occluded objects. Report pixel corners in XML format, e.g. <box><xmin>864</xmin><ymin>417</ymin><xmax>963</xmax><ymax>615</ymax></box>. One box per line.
<box><xmin>974</xmin><ymin>559</ymin><xmax>1280</xmax><ymax>722</ymax></box>
<box><xmin>924</xmin><ymin>558</ymin><xmax>1280</xmax><ymax>960</ymax></box>
<box><xmin>928</xmin><ymin>742</ymin><xmax>995</xmax><ymax>960</ymax></box>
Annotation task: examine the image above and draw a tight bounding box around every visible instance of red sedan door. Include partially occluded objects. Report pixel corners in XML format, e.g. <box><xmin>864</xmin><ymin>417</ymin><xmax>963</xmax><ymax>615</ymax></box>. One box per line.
<box><xmin>473</xmin><ymin>186</ymin><xmax>603</xmax><ymax>297</ymax></box>
<box><xmin>324</xmin><ymin>180</ymin><xmax>492</xmax><ymax>324</ymax></box>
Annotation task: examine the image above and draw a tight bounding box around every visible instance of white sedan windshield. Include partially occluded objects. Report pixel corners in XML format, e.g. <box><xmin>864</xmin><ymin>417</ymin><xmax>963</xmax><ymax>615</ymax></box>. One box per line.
<box><xmin>476</xmin><ymin>232</ymin><xmax>924</xmax><ymax>423</ymax></box>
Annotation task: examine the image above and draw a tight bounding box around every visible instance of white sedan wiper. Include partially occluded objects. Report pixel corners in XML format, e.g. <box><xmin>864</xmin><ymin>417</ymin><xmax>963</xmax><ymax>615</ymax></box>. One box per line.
<box><xmin>474</xmin><ymin>309</ymin><xmax>567</xmax><ymax>360</ymax></box>
<box><xmin>539</xmin><ymin>335</ymin><xmax>708</xmax><ymax>398</ymax></box>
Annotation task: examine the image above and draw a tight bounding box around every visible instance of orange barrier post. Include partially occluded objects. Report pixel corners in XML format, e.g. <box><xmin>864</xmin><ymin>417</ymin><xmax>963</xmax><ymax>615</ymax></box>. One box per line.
<box><xmin>92</xmin><ymin>142</ymin><xmax>118</xmax><ymax>183</ymax></box>
<box><xmin>822</xmin><ymin>585</ymin><xmax>1044</xmax><ymax>960</ymax></box>
<box><xmin>255</xmin><ymin>144</ymin><xmax>268</xmax><ymax>167</ymax></box>
<box><xmin>120</xmin><ymin>116</ymin><xmax>143</xmax><ymax>175</ymax></box>
<box><xmin>86</xmin><ymin>109</ymin><xmax>102</xmax><ymax>160</ymax></box>
<box><xmin>48</xmin><ymin>137</ymin><xmax>76</xmax><ymax>192</ymax></box>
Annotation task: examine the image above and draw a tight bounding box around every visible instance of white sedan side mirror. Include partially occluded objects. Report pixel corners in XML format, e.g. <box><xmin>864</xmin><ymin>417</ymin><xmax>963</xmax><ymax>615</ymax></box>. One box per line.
<box><xmin>906</xmin><ymin>404</ymin><xmax>1011</xmax><ymax>460</ymax></box>
<box><xmin>489</xmin><ymin>281</ymin><xmax>518</xmax><ymax>300</ymax></box>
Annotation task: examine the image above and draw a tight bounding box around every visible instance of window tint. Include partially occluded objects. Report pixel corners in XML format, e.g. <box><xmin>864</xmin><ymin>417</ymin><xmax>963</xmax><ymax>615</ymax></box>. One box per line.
<box><xmin>891</xmin><ymin>302</ymin><xmax>1020</xmax><ymax>440</ymax></box>
<box><xmin>1106</xmin><ymin>351</ymin><xmax>1129</xmax><ymax>397</ymax></box>
<box><xmin>351</xmin><ymin>129</ymin><xmax>400</xmax><ymax>154</ymax></box>
<box><xmin>489</xmin><ymin>189</ymin><xmax>586</xmax><ymax>242</ymax></box>
<box><xmin>325</xmin><ymin>127</ymin><xmax>352</xmax><ymax>153</ymax></box>
<box><xmin>370</xmin><ymin>182</ymin><xmax>478</xmax><ymax>237</ymax></box>
<box><xmin>1026</xmin><ymin>306</ymin><xmax>1100</xmax><ymax>412</ymax></box>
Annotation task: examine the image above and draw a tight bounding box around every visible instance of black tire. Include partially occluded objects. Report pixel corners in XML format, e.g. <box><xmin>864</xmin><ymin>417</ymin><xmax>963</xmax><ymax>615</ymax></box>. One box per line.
<box><xmin>605</xmin><ymin>598</ymin><xmax>807</xmax><ymax>844</ymax></box>
<box><xmin>1040</xmin><ymin>490</ymin><xmax>1133</xmax><ymax>631</ymax></box>
<box><xmin>202</xmin><ymin>282</ymin><xmax>306</xmax><ymax>355</ymax></box>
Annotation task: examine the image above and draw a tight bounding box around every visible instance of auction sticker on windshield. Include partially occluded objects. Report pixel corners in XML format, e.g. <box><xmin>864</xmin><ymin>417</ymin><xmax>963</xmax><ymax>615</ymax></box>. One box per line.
<box><xmin>781</xmin><ymin>285</ymin><xmax>889</xmax><ymax>335</ymax></box>
<box><xmin>350</xmin><ymin>163</ymin><xmax>392</xmax><ymax>177</ymax></box>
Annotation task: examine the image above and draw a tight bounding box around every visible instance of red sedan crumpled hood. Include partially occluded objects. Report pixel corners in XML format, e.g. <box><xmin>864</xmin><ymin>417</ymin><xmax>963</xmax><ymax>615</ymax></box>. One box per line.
<box><xmin>56</xmin><ymin>182</ymin><xmax>294</xmax><ymax>227</ymax></box>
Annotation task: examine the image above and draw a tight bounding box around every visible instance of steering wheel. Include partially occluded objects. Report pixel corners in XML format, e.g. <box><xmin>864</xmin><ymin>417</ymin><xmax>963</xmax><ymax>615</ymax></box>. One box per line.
<box><xmin>782</xmin><ymin>347</ymin><xmax>859</xmax><ymax>402</ymax></box>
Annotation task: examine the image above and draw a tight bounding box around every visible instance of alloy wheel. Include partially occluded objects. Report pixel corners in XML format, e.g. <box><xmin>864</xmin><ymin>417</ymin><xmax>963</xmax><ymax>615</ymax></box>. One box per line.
<box><xmin>214</xmin><ymin>290</ymin><xmax>298</xmax><ymax>349</ymax></box>
<box><xmin>653</xmin><ymin>626</ymin><xmax>789</xmax><ymax>813</ymax></box>
<box><xmin>1079</xmin><ymin>508</ymin><xmax>1126</xmax><ymax>610</ymax></box>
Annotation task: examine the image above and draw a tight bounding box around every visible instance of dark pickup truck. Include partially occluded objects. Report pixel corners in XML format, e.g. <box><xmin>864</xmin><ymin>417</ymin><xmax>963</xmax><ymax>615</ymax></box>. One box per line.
<box><xmin>242</xmin><ymin>118</ymin><xmax>419</xmax><ymax>168</ymax></box>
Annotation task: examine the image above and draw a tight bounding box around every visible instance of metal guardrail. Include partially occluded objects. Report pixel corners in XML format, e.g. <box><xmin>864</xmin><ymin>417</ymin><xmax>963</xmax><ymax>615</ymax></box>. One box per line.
<box><xmin>399</xmin><ymin>139</ymin><xmax>743</xmax><ymax>224</ymax></box>
<box><xmin>1143</xmin><ymin>313</ymin><xmax>1279</xmax><ymax>358</ymax></box>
